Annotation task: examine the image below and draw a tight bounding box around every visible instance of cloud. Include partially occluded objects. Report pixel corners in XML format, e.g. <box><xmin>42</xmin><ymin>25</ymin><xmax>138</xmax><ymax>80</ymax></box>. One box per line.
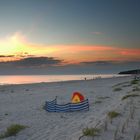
<box><xmin>120</xmin><ymin>49</ymin><xmax>140</xmax><ymax>56</ymax></box>
<box><xmin>81</xmin><ymin>61</ymin><xmax>114</xmax><ymax>65</ymax></box>
<box><xmin>0</xmin><ymin>57</ymin><xmax>63</xmax><ymax>68</ymax></box>
<box><xmin>0</xmin><ymin>59</ymin><xmax>140</xmax><ymax>75</ymax></box>
<box><xmin>81</xmin><ymin>60</ymin><xmax>140</xmax><ymax>66</ymax></box>
<box><xmin>0</xmin><ymin>32</ymin><xmax>140</xmax><ymax>63</ymax></box>
<box><xmin>0</xmin><ymin>55</ymin><xmax>15</xmax><ymax>57</ymax></box>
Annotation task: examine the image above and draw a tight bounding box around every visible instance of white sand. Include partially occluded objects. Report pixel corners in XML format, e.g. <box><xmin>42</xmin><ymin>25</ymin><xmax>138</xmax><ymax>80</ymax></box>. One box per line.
<box><xmin>0</xmin><ymin>76</ymin><xmax>140</xmax><ymax>140</ymax></box>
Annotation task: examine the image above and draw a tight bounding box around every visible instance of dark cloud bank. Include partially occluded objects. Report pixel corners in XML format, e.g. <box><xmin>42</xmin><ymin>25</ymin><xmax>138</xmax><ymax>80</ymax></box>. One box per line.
<box><xmin>0</xmin><ymin>57</ymin><xmax>139</xmax><ymax>75</ymax></box>
<box><xmin>14</xmin><ymin>57</ymin><xmax>62</xmax><ymax>67</ymax></box>
<box><xmin>0</xmin><ymin>57</ymin><xmax>62</xmax><ymax>67</ymax></box>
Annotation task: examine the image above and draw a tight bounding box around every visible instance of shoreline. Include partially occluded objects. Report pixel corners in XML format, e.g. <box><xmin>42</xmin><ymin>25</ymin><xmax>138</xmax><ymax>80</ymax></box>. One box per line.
<box><xmin>0</xmin><ymin>74</ymin><xmax>131</xmax><ymax>87</ymax></box>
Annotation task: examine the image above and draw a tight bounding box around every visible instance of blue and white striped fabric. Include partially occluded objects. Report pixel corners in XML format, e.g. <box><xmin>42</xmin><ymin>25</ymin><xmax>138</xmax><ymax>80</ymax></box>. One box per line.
<box><xmin>44</xmin><ymin>98</ymin><xmax>89</xmax><ymax>112</ymax></box>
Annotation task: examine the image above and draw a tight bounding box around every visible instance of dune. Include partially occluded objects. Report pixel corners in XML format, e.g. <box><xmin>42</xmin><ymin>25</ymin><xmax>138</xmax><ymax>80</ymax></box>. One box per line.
<box><xmin>0</xmin><ymin>76</ymin><xmax>140</xmax><ymax>140</ymax></box>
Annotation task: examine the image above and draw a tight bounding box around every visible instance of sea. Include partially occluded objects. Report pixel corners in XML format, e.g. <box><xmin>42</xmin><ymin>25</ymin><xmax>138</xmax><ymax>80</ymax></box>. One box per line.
<box><xmin>0</xmin><ymin>74</ymin><xmax>128</xmax><ymax>85</ymax></box>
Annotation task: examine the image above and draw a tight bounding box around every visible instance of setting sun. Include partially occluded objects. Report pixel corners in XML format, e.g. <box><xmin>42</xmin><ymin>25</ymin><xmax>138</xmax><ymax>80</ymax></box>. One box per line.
<box><xmin>0</xmin><ymin>33</ymin><xmax>28</xmax><ymax>55</ymax></box>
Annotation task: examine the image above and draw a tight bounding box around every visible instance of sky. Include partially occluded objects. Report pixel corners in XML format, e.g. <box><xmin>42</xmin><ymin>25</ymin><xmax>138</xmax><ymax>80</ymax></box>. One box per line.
<box><xmin>0</xmin><ymin>0</ymin><xmax>140</xmax><ymax>74</ymax></box>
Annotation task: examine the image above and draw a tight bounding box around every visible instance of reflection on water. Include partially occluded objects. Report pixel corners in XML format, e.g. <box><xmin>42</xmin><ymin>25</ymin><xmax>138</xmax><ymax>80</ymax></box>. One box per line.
<box><xmin>0</xmin><ymin>74</ymin><xmax>127</xmax><ymax>85</ymax></box>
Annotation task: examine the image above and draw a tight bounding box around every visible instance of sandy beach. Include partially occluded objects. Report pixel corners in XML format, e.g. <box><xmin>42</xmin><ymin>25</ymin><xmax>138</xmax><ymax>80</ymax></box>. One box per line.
<box><xmin>0</xmin><ymin>76</ymin><xmax>140</xmax><ymax>140</ymax></box>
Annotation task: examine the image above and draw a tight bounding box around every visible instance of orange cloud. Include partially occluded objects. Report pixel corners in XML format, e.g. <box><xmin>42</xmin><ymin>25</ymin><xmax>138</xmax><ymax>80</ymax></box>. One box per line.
<box><xmin>119</xmin><ymin>48</ymin><xmax>140</xmax><ymax>56</ymax></box>
<box><xmin>0</xmin><ymin>32</ymin><xmax>140</xmax><ymax>63</ymax></box>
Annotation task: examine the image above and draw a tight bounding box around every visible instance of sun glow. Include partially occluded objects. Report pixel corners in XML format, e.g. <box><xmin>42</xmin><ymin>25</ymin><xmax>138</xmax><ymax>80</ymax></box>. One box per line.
<box><xmin>0</xmin><ymin>33</ymin><xmax>60</xmax><ymax>54</ymax></box>
<box><xmin>0</xmin><ymin>33</ymin><xmax>57</xmax><ymax>61</ymax></box>
<box><xmin>0</xmin><ymin>33</ymin><xmax>26</xmax><ymax>55</ymax></box>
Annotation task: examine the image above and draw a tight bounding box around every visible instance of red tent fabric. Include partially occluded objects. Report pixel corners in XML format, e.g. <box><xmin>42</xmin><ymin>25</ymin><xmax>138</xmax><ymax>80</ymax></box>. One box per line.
<box><xmin>71</xmin><ymin>92</ymin><xmax>85</xmax><ymax>103</ymax></box>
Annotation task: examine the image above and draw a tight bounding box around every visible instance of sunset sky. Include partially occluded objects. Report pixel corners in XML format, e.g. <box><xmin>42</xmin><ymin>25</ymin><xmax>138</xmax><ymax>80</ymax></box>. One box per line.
<box><xmin>0</xmin><ymin>0</ymin><xmax>139</xmax><ymax>74</ymax></box>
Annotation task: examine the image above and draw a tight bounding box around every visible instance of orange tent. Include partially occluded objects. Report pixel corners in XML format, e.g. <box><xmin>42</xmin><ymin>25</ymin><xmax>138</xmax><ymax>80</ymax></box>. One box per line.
<box><xmin>71</xmin><ymin>92</ymin><xmax>85</xmax><ymax>103</ymax></box>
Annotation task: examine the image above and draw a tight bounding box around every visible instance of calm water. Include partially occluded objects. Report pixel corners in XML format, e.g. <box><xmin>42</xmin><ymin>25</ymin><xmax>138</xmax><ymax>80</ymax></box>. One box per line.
<box><xmin>0</xmin><ymin>74</ymin><xmax>127</xmax><ymax>85</ymax></box>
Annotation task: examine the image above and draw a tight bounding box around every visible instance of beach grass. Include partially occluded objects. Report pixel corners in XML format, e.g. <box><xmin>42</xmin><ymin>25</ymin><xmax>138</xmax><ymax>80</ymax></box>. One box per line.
<box><xmin>131</xmin><ymin>79</ymin><xmax>139</xmax><ymax>85</ymax></box>
<box><xmin>112</xmin><ymin>81</ymin><xmax>130</xmax><ymax>88</ymax></box>
<box><xmin>82</xmin><ymin>127</ymin><xmax>100</xmax><ymax>137</ymax></box>
<box><xmin>107</xmin><ymin>111</ymin><xmax>121</xmax><ymax>120</ymax></box>
<box><xmin>122</xmin><ymin>94</ymin><xmax>140</xmax><ymax>100</ymax></box>
<box><xmin>79</xmin><ymin>127</ymin><xmax>101</xmax><ymax>140</ymax></box>
<box><xmin>95</xmin><ymin>100</ymin><xmax>102</xmax><ymax>104</ymax></box>
<box><xmin>97</xmin><ymin>96</ymin><xmax>110</xmax><ymax>100</ymax></box>
<box><xmin>133</xmin><ymin>133</ymin><xmax>140</xmax><ymax>140</ymax></box>
<box><xmin>0</xmin><ymin>124</ymin><xmax>26</xmax><ymax>139</ymax></box>
<box><xmin>113</xmin><ymin>87</ymin><xmax>122</xmax><ymax>92</ymax></box>
<box><xmin>132</xmin><ymin>86</ymin><xmax>140</xmax><ymax>91</ymax></box>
